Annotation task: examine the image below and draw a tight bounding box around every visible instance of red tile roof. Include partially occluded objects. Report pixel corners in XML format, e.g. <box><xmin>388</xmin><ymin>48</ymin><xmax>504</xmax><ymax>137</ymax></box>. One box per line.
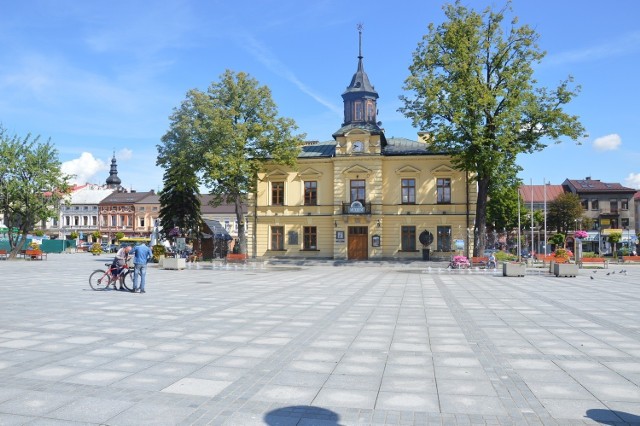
<box><xmin>519</xmin><ymin>185</ymin><xmax>565</xmax><ymax>203</ymax></box>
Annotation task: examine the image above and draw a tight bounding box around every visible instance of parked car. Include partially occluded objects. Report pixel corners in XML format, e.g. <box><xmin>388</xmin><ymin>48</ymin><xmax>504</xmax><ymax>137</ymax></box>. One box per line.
<box><xmin>77</xmin><ymin>242</ymin><xmax>92</xmax><ymax>251</ymax></box>
<box><xmin>101</xmin><ymin>243</ymin><xmax>117</xmax><ymax>253</ymax></box>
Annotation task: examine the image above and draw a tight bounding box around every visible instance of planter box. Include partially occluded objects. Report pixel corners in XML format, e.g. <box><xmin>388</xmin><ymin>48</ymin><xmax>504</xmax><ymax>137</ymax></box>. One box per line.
<box><xmin>163</xmin><ymin>257</ymin><xmax>186</xmax><ymax>270</ymax></box>
<box><xmin>503</xmin><ymin>262</ymin><xmax>526</xmax><ymax>277</ymax></box>
<box><xmin>554</xmin><ymin>263</ymin><xmax>578</xmax><ymax>277</ymax></box>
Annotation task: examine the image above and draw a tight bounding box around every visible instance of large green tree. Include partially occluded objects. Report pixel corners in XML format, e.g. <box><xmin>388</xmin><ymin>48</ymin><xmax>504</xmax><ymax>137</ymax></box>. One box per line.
<box><xmin>157</xmin><ymin>70</ymin><xmax>304</xmax><ymax>254</ymax></box>
<box><xmin>400</xmin><ymin>1</ymin><xmax>586</xmax><ymax>256</ymax></box>
<box><xmin>0</xmin><ymin>127</ymin><xmax>70</xmax><ymax>259</ymax></box>
<box><xmin>158</xmin><ymin>157</ymin><xmax>201</xmax><ymax>241</ymax></box>
<box><xmin>547</xmin><ymin>192</ymin><xmax>583</xmax><ymax>236</ymax></box>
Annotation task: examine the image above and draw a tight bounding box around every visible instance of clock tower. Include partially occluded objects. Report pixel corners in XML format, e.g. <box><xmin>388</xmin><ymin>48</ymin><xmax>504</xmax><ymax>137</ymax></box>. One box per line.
<box><xmin>333</xmin><ymin>25</ymin><xmax>386</xmax><ymax>155</ymax></box>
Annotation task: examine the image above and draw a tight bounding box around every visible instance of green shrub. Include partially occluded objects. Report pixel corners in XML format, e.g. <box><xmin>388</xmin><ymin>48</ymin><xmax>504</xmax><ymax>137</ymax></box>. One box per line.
<box><xmin>495</xmin><ymin>251</ymin><xmax>516</xmax><ymax>262</ymax></box>
<box><xmin>582</xmin><ymin>251</ymin><xmax>597</xmax><ymax>258</ymax></box>
<box><xmin>554</xmin><ymin>248</ymin><xmax>570</xmax><ymax>261</ymax></box>
<box><xmin>90</xmin><ymin>243</ymin><xmax>102</xmax><ymax>255</ymax></box>
<box><xmin>152</xmin><ymin>244</ymin><xmax>166</xmax><ymax>262</ymax></box>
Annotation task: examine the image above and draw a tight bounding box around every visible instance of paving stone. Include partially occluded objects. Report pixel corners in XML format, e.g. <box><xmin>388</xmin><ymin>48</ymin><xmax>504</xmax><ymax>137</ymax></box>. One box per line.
<box><xmin>1</xmin><ymin>254</ymin><xmax>640</xmax><ymax>423</ymax></box>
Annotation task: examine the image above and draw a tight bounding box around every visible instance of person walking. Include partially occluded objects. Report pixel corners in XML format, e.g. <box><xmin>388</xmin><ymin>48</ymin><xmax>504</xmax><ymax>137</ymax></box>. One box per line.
<box><xmin>131</xmin><ymin>242</ymin><xmax>152</xmax><ymax>293</ymax></box>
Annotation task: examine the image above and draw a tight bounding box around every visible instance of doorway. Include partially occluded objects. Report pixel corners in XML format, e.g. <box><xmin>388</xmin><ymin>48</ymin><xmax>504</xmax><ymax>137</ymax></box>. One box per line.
<box><xmin>348</xmin><ymin>226</ymin><xmax>368</xmax><ymax>260</ymax></box>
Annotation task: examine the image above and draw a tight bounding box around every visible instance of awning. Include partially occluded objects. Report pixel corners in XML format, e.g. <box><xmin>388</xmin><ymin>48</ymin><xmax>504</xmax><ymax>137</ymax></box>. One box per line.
<box><xmin>202</xmin><ymin>219</ymin><xmax>232</xmax><ymax>241</ymax></box>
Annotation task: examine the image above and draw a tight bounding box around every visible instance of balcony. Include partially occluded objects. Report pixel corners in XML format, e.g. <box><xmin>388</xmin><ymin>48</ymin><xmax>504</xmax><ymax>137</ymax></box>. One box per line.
<box><xmin>342</xmin><ymin>201</ymin><xmax>371</xmax><ymax>215</ymax></box>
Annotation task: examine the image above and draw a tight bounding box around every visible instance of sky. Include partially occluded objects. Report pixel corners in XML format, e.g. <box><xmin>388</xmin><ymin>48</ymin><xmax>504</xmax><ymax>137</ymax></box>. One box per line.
<box><xmin>1</xmin><ymin>0</ymin><xmax>640</xmax><ymax>192</ymax></box>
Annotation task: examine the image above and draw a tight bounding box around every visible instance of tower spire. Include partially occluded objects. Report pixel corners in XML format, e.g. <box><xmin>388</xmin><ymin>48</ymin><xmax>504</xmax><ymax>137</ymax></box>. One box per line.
<box><xmin>357</xmin><ymin>23</ymin><xmax>363</xmax><ymax>60</ymax></box>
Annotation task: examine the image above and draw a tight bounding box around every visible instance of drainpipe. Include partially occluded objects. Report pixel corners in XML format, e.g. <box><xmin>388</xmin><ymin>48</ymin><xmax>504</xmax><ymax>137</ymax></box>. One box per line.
<box><xmin>466</xmin><ymin>171</ymin><xmax>470</xmax><ymax>259</ymax></box>
<box><xmin>252</xmin><ymin>188</ymin><xmax>257</xmax><ymax>259</ymax></box>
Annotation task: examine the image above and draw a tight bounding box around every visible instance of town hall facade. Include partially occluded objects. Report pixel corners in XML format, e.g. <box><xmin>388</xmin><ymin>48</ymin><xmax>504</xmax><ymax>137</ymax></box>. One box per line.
<box><xmin>247</xmin><ymin>33</ymin><xmax>477</xmax><ymax>260</ymax></box>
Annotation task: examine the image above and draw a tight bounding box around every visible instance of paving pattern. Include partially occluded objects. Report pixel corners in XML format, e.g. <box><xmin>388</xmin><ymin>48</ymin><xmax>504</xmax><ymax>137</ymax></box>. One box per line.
<box><xmin>0</xmin><ymin>254</ymin><xmax>640</xmax><ymax>425</ymax></box>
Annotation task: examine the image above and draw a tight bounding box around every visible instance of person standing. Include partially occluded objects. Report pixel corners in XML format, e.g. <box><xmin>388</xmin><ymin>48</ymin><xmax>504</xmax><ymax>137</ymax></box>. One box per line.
<box><xmin>111</xmin><ymin>245</ymin><xmax>132</xmax><ymax>290</ymax></box>
<box><xmin>131</xmin><ymin>242</ymin><xmax>152</xmax><ymax>293</ymax></box>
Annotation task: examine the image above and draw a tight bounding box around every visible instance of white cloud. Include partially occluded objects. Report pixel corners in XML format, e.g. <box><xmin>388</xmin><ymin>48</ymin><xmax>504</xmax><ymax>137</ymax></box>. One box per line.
<box><xmin>117</xmin><ymin>148</ymin><xmax>133</xmax><ymax>161</ymax></box>
<box><xmin>593</xmin><ymin>134</ymin><xmax>621</xmax><ymax>151</ymax></box>
<box><xmin>546</xmin><ymin>31</ymin><xmax>640</xmax><ymax>66</ymax></box>
<box><xmin>624</xmin><ymin>172</ymin><xmax>640</xmax><ymax>189</ymax></box>
<box><xmin>61</xmin><ymin>152</ymin><xmax>108</xmax><ymax>185</ymax></box>
<box><xmin>239</xmin><ymin>33</ymin><xmax>342</xmax><ymax>117</ymax></box>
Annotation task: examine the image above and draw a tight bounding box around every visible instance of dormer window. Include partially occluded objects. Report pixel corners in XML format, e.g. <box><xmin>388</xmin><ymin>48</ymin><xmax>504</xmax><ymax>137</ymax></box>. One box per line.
<box><xmin>354</xmin><ymin>102</ymin><xmax>363</xmax><ymax>121</ymax></box>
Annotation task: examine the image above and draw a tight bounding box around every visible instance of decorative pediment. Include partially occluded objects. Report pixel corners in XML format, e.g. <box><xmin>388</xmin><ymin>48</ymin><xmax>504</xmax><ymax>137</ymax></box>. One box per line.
<box><xmin>342</xmin><ymin>164</ymin><xmax>372</xmax><ymax>178</ymax></box>
<box><xmin>297</xmin><ymin>168</ymin><xmax>323</xmax><ymax>179</ymax></box>
<box><xmin>344</xmin><ymin>128</ymin><xmax>369</xmax><ymax>137</ymax></box>
<box><xmin>395</xmin><ymin>165</ymin><xmax>421</xmax><ymax>176</ymax></box>
<box><xmin>431</xmin><ymin>164</ymin><xmax>455</xmax><ymax>176</ymax></box>
<box><xmin>265</xmin><ymin>168</ymin><xmax>289</xmax><ymax>180</ymax></box>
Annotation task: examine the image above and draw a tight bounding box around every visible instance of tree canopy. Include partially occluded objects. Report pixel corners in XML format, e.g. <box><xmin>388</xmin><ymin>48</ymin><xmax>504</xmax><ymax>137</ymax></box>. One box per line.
<box><xmin>486</xmin><ymin>165</ymin><xmax>521</xmax><ymax>231</ymax></box>
<box><xmin>400</xmin><ymin>1</ymin><xmax>586</xmax><ymax>255</ymax></box>
<box><xmin>0</xmin><ymin>126</ymin><xmax>70</xmax><ymax>258</ymax></box>
<box><xmin>547</xmin><ymin>192</ymin><xmax>584</xmax><ymax>235</ymax></box>
<box><xmin>157</xmin><ymin>70</ymin><xmax>305</xmax><ymax>254</ymax></box>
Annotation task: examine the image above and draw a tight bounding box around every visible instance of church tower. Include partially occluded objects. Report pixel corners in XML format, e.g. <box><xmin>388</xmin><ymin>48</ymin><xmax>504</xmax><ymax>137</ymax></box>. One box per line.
<box><xmin>333</xmin><ymin>25</ymin><xmax>386</xmax><ymax>155</ymax></box>
<box><xmin>105</xmin><ymin>152</ymin><xmax>123</xmax><ymax>191</ymax></box>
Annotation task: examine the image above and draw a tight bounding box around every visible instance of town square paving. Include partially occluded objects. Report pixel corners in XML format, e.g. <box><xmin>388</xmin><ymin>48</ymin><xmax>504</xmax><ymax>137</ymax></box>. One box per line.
<box><xmin>1</xmin><ymin>253</ymin><xmax>640</xmax><ymax>425</ymax></box>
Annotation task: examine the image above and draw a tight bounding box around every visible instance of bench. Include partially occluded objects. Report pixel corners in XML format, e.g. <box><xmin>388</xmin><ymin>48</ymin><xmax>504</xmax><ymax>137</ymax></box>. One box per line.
<box><xmin>471</xmin><ymin>256</ymin><xmax>489</xmax><ymax>268</ymax></box>
<box><xmin>622</xmin><ymin>255</ymin><xmax>640</xmax><ymax>263</ymax></box>
<box><xmin>226</xmin><ymin>253</ymin><xmax>247</xmax><ymax>263</ymax></box>
<box><xmin>0</xmin><ymin>249</ymin><xmax>7</xmax><ymax>260</ymax></box>
<box><xmin>25</xmin><ymin>249</ymin><xmax>47</xmax><ymax>260</ymax></box>
<box><xmin>579</xmin><ymin>257</ymin><xmax>608</xmax><ymax>269</ymax></box>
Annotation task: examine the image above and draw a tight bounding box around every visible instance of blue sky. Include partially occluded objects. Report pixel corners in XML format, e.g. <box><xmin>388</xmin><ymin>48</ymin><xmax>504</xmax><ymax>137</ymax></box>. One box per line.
<box><xmin>1</xmin><ymin>0</ymin><xmax>639</xmax><ymax>191</ymax></box>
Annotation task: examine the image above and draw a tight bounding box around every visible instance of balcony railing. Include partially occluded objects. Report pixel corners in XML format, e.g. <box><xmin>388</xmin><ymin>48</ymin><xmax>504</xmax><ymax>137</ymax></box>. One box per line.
<box><xmin>341</xmin><ymin>201</ymin><xmax>372</xmax><ymax>215</ymax></box>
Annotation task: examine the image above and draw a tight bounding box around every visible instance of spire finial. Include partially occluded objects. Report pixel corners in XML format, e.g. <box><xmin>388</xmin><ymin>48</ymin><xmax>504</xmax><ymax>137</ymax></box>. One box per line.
<box><xmin>357</xmin><ymin>23</ymin><xmax>363</xmax><ymax>59</ymax></box>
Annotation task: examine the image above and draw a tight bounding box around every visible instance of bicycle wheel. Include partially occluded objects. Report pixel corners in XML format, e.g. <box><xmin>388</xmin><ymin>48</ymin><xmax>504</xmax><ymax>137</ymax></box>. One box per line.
<box><xmin>120</xmin><ymin>269</ymin><xmax>134</xmax><ymax>292</ymax></box>
<box><xmin>89</xmin><ymin>270</ymin><xmax>111</xmax><ymax>291</ymax></box>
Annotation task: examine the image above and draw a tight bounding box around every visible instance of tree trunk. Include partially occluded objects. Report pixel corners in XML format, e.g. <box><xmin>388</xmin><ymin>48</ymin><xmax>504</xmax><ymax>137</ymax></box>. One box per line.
<box><xmin>234</xmin><ymin>198</ymin><xmax>246</xmax><ymax>255</ymax></box>
<box><xmin>474</xmin><ymin>176</ymin><xmax>490</xmax><ymax>257</ymax></box>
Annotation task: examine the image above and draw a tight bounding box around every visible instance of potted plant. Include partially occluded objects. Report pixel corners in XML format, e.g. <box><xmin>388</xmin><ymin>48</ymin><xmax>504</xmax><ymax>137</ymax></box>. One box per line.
<box><xmin>90</xmin><ymin>243</ymin><xmax>102</xmax><ymax>255</ymax></box>
<box><xmin>152</xmin><ymin>244</ymin><xmax>166</xmax><ymax>263</ymax></box>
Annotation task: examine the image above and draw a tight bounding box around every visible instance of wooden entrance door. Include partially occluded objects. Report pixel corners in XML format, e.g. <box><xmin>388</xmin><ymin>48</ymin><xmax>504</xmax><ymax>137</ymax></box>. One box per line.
<box><xmin>348</xmin><ymin>226</ymin><xmax>368</xmax><ymax>260</ymax></box>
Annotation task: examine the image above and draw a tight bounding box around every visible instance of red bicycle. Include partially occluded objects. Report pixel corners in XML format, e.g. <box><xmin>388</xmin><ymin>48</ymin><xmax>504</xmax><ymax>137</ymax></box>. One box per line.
<box><xmin>89</xmin><ymin>263</ymin><xmax>134</xmax><ymax>291</ymax></box>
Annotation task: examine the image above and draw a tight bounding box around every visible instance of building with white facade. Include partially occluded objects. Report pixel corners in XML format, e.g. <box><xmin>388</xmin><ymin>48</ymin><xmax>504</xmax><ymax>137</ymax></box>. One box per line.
<box><xmin>58</xmin><ymin>184</ymin><xmax>116</xmax><ymax>242</ymax></box>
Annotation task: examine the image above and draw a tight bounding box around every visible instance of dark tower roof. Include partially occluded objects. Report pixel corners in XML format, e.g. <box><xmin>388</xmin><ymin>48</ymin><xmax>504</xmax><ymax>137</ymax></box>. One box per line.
<box><xmin>105</xmin><ymin>152</ymin><xmax>122</xmax><ymax>188</ymax></box>
<box><xmin>343</xmin><ymin>25</ymin><xmax>378</xmax><ymax>97</ymax></box>
<box><xmin>334</xmin><ymin>24</ymin><xmax>385</xmax><ymax>144</ymax></box>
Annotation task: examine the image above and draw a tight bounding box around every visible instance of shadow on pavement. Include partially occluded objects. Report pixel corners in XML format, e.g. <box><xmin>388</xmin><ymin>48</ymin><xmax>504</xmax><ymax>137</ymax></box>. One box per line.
<box><xmin>585</xmin><ymin>409</ymin><xmax>640</xmax><ymax>424</ymax></box>
<box><xmin>265</xmin><ymin>405</ymin><xmax>340</xmax><ymax>425</ymax></box>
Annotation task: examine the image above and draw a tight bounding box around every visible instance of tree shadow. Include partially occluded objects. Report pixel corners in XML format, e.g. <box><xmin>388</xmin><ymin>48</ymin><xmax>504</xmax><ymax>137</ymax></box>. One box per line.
<box><xmin>264</xmin><ymin>405</ymin><xmax>341</xmax><ymax>425</ymax></box>
<box><xmin>585</xmin><ymin>409</ymin><xmax>640</xmax><ymax>424</ymax></box>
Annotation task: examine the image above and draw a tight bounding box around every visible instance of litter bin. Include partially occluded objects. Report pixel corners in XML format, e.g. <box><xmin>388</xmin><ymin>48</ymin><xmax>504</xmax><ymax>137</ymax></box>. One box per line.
<box><xmin>422</xmin><ymin>248</ymin><xmax>430</xmax><ymax>261</ymax></box>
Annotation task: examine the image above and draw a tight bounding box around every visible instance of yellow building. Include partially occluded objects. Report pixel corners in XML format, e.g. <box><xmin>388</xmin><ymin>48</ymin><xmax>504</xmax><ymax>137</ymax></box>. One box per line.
<box><xmin>248</xmin><ymin>37</ymin><xmax>477</xmax><ymax>261</ymax></box>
